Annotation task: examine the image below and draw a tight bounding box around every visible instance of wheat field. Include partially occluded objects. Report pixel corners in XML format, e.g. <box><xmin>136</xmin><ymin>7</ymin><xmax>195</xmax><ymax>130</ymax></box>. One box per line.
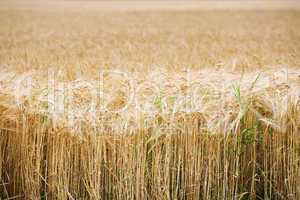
<box><xmin>0</xmin><ymin>1</ymin><xmax>299</xmax><ymax>199</ymax></box>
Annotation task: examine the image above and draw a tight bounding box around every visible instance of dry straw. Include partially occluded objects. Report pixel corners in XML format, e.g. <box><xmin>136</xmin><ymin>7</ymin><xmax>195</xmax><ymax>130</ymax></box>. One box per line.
<box><xmin>0</xmin><ymin>67</ymin><xmax>299</xmax><ymax>199</ymax></box>
<box><xmin>0</xmin><ymin>2</ymin><xmax>300</xmax><ymax>199</ymax></box>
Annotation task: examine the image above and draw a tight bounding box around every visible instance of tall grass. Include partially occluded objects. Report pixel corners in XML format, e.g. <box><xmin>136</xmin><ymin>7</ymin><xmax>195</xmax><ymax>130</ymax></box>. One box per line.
<box><xmin>0</xmin><ymin>2</ymin><xmax>300</xmax><ymax>199</ymax></box>
<box><xmin>0</xmin><ymin>92</ymin><xmax>299</xmax><ymax>199</ymax></box>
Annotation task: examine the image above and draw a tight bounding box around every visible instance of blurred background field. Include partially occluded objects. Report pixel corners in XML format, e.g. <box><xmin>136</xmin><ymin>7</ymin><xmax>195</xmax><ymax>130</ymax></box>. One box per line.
<box><xmin>0</xmin><ymin>1</ymin><xmax>299</xmax><ymax>75</ymax></box>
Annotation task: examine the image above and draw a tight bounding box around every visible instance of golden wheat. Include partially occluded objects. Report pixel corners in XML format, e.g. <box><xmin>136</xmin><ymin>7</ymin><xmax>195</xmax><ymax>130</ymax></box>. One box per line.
<box><xmin>0</xmin><ymin>1</ymin><xmax>299</xmax><ymax>199</ymax></box>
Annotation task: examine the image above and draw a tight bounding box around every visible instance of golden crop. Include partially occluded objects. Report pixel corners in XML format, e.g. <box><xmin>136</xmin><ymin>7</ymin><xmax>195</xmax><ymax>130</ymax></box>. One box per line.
<box><xmin>0</xmin><ymin>1</ymin><xmax>299</xmax><ymax>199</ymax></box>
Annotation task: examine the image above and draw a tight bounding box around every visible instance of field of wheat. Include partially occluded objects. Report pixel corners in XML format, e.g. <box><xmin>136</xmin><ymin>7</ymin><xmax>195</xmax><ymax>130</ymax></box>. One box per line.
<box><xmin>0</xmin><ymin>1</ymin><xmax>299</xmax><ymax>199</ymax></box>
